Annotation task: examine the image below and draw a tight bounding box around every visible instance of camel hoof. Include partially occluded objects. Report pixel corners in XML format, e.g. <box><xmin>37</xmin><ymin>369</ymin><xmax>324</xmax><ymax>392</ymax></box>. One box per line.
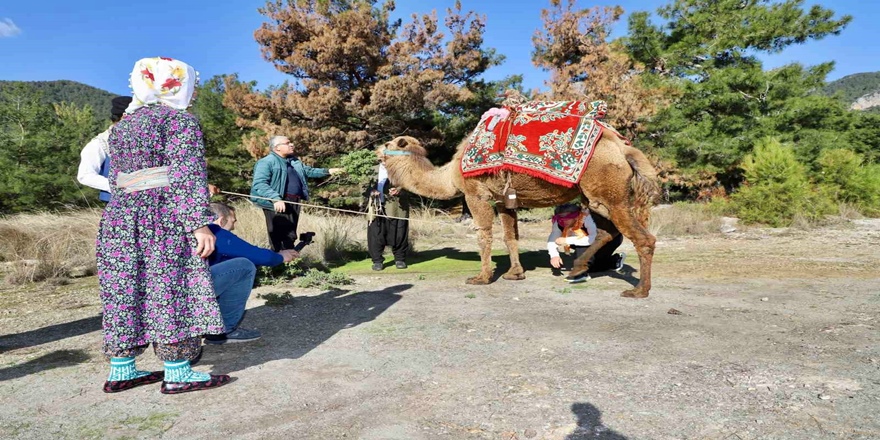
<box><xmin>621</xmin><ymin>288</ymin><xmax>649</xmax><ymax>299</ymax></box>
<box><xmin>502</xmin><ymin>273</ymin><xmax>526</xmax><ymax>281</ymax></box>
<box><xmin>466</xmin><ymin>276</ymin><xmax>490</xmax><ymax>285</ymax></box>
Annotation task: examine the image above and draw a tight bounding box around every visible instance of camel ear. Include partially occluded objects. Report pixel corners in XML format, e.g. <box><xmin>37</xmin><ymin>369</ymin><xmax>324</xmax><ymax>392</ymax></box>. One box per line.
<box><xmin>395</xmin><ymin>137</ymin><xmax>409</xmax><ymax>149</ymax></box>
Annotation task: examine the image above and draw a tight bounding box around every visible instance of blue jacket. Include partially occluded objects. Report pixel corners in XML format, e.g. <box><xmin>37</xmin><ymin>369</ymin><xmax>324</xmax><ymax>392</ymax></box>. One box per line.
<box><xmin>207</xmin><ymin>224</ymin><xmax>284</xmax><ymax>267</ymax></box>
<box><xmin>250</xmin><ymin>152</ymin><xmax>330</xmax><ymax>209</ymax></box>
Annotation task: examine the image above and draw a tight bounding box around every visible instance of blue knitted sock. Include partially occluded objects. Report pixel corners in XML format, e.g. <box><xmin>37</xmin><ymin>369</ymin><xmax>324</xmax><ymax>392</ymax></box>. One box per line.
<box><xmin>107</xmin><ymin>357</ymin><xmax>151</xmax><ymax>382</ymax></box>
<box><xmin>163</xmin><ymin>360</ymin><xmax>211</xmax><ymax>383</ymax></box>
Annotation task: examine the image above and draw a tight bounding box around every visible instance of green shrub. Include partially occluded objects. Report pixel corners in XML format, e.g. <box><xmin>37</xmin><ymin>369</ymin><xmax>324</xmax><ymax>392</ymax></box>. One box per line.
<box><xmin>731</xmin><ymin>138</ymin><xmax>835</xmax><ymax>226</ymax></box>
<box><xmin>295</xmin><ymin>268</ymin><xmax>354</xmax><ymax>289</ymax></box>
<box><xmin>340</xmin><ymin>149</ymin><xmax>378</xmax><ymax>186</ymax></box>
<box><xmin>817</xmin><ymin>149</ymin><xmax>880</xmax><ymax>215</ymax></box>
<box><xmin>255</xmin><ymin>259</ymin><xmax>308</xmax><ymax>286</ymax></box>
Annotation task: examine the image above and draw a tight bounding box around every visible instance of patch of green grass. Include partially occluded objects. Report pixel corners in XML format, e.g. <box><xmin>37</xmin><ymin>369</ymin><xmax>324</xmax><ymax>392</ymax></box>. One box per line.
<box><xmin>465</xmin><ymin>293</ymin><xmax>476</xmax><ymax>299</ymax></box>
<box><xmin>255</xmin><ymin>259</ymin><xmax>308</xmax><ymax>286</ymax></box>
<box><xmin>555</xmin><ymin>287</ymin><xmax>572</xmax><ymax>295</ymax></box>
<box><xmin>295</xmin><ymin>269</ymin><xmax>354</xmax><ymax>289</ymax></box>
<box><xmin>258</xmin><ymin>291</ymin><xmax>295</xmax><ymax>307</ymax></box>
<box><xmin>332</xmin><ymin>249</ymin><xmax>548</xmax><ymax>278</ymax></box>
<box><xmin>3</xmin><ymin>421</ymin><xmax>32</xmax><ymax>437</ymax></box>
<box><xmin>362</xmin><ymin>322</ymin><xmax>398</xmax><ymax>335</ymax></box>
<box><xmin>121</xmin><ymin>411</ymin><xmax>179</xmax><ymax>433</ymax></box>
<box><xmin>77</xmin><ymin>426</ymin><xmax>105</xmax><ymax>440</ymax></box>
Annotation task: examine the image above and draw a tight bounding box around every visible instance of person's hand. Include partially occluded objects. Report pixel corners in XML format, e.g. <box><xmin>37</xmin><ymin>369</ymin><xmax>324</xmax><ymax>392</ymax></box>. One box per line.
<box><xmin>279</xmin><ymin>249</ymin><xmax>299</xmax><ymax>263</ymax></box>
<box><xmin>328</xmin><ymin>167</ymin><xmax>345</xmax><ymax>175</ymax></box>
<box><xmin>389</xmin><ymin>187</ymin><xmax>400</xmax><ymax>196</ymax></box>
<box><xmin>370</xmin><ymin>190</ymin><xmax>380</xmax><ymax>197</ymax></box>
<box><xmin>273</xmin><ymin>200</ymin><xmax>287</xmax><ymax>213</ymax></box>
<box><xmin>554</xmin><ymin>237</ymin><xmax>567</xmax><ymax>246</ymax></box>
<box><xmin>550</xmin><ymin>256</ymin><xmax>563</xmax><ymax>269</ymax></box>
<box><xmin>208</xmin><ymin>184</ymin><xmax>221</xmax><ymax>196</ymax></box>
<box><xmin>193</xmin><ymin>226</ymin><xmax>216</xmax><ymax>259</ymax></box>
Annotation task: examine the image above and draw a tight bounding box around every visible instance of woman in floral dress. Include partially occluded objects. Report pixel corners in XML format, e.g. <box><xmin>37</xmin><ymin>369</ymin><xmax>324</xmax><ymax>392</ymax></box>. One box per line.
<box><xmin>97</xmin><ymin>57</ymin><xmax>230</xmax><ymax>394</ymax></box>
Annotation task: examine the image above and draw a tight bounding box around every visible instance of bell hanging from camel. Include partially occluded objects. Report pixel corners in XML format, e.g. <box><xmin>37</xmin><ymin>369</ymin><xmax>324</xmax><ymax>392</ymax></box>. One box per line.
<box><xmin>503</xmin><ymin>187</ymin><xmax>518</xmax><ymax>209</ymax></box>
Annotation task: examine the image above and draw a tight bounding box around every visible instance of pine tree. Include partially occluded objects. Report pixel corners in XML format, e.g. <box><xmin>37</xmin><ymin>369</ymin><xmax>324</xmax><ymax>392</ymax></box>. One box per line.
<box><xmin>225</xmin><ymin>0</ymin><xmax>505</xmax><ymax>164</ymax></box>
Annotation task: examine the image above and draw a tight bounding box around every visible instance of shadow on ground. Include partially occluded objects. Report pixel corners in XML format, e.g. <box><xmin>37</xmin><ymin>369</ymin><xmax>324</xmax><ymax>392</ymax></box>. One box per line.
<box><xmin>203</xmin><ymin>283</ymin><xmax>410</xmax><ymax>374</ymax></box>
<box><xmin>412</xmin><ymin>247</ymin><xmax>640</xmax><ymax>285</ymax></box>
<box><xmin>0</xmin><ymin>315</ymin><xmax>102</xmax><ymax>354</ymax></box>
<box><xmin>0</xmin><ymin>349</ymin><xmax>92</xmax><ymax>382</ymax></box>
<box><xmin>566</xmin><ymin>402</ymin><xmax>628</xmax><ymax>439</ymax></box>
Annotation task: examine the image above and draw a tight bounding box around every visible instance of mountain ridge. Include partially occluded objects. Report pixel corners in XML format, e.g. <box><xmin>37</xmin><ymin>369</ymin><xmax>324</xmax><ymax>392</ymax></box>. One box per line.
<box><xmin>823</xmin><ymin>71</ymin><xmax>880</xmax><ymax>110</ymax></box>
<box><xmin>0</xmin><ymin>80</ymin><xmax>119</xmax><ymax>120</ymax></box>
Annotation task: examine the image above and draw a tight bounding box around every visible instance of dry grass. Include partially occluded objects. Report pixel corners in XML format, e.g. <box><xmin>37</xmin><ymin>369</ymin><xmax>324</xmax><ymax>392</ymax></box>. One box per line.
<box><xmin>232</xmin><ymin>201</ymin><xmax>473</xmax><ymax>262</ymax></box>
<box><xmin>230</xmin><ymin>201</ymin><xmax>367</xmax><ymax>264</ymax></box>
<box><xmin>837</xmin><ymin>203</ymin><xmax>865</xmax><ymax>220</ymax></box>
<box><xmin>648</xmin><ymin>203</ymin><xmax>726</xmax><ymax>237</ymax></box>
<box><xmin>0</xmin><ymin>210</ymin><xmax>102</xmax><ymax>284</ymax></box>
<box><xmin>1</xmin><ymin>200</ymin><xmax>735</xmax><ymax>285</ymax></box>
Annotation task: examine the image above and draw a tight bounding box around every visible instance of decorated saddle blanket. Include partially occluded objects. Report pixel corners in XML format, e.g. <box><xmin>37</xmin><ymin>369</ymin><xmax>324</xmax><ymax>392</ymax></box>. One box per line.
<box><xmin>460</xmin><ymin>100</ymin><xmax>627</xmax><ymax>187</ymax></box>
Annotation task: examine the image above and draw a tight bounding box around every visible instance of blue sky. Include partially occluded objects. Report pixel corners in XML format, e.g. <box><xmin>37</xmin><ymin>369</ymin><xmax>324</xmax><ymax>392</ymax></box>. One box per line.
<box><xmin>1</xmin><ymin>0</ymin><xmax>877</xmax><ymax>96</ymax></box>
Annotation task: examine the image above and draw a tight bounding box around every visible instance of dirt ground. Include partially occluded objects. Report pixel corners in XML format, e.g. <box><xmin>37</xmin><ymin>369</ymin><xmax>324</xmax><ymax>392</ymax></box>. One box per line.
<box><xmin>1</xmin><ymin>217</ymin><xmax>878</xmax><ymax>440</ymax></box>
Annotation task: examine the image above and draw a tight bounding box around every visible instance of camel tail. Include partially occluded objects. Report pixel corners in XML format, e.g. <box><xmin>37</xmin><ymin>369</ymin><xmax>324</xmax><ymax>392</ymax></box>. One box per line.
<box><xmin>624</xmin><ymin>146</ymin><xmax>660</xmax><ymax>227</ymax></box>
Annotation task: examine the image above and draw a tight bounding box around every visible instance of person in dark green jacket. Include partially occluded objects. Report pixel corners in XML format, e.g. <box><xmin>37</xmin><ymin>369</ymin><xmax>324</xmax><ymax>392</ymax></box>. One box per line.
<box><xmin>363</xmin><ymin>158</ymin><xmax>411</xmax><ymax>271</ymax></box>
<box><xmin>250</xmin><ymin>135</ymin><xmax>344</xmax><ymax>250</ymax></box>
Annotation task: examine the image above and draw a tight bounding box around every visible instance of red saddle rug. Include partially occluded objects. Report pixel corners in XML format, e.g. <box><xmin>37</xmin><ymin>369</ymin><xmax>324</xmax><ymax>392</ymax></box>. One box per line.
<box><xmin>460</xmin><ymin>100</ymin><xmax>626</xmax><ymax>187</ymax></box>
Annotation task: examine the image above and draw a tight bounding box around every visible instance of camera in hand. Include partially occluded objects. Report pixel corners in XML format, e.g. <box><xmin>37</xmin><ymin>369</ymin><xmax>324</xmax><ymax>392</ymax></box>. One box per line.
<box><xmin>294</xmin><ymin>232</ymin><xmax>316</xmax><ymax>252</ymax></box>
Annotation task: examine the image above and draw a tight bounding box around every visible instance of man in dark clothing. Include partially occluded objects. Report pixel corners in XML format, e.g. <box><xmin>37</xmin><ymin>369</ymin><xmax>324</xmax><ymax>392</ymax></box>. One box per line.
<box><xmin>205</xmin><ymin>203</ymin><xmax>298</xmax><ymax>344</ymax></box>
<box><xmin>364</xmin><ymin>158</ymin><xmax>411</xmax><ymax>271</ymax></box>
<box><xmin>249</xmin><ymin>135</ymin><xmax>345</xmax><ymax>251</ymax></box>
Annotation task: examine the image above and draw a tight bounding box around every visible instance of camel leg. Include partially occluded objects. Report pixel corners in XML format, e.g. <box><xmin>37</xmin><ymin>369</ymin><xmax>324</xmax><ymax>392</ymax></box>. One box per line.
<box><xmin>465</xmin><ymin>196</ymin><xmax>496</xmax><ymax>285</ymax></box>
<box><xmin>568</xmin><ymin>228</ymin><xmax>615</xmax><ymax>278</ymax></box>
<box><xmin>497</xmin><ymin>207</ymin><xmax>525</xmax><ymax>281</ymax></box>
<box><xmin>608</xmin><ymin>204</ymin><xmax>655</xmax><ymax>298</ymax></box>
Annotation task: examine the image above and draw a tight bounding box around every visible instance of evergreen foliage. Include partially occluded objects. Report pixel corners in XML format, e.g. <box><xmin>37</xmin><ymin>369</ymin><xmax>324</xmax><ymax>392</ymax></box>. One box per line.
<box><xmin>190</xmin><ymin>75</ymin><xmax>258</xmax><ymax>196</ymax></box>
<box><xmin>0</xmin><ymin>83</ymin><xmax>103</xmax><ymax>213</ymax></box>
<box><xmin>0</xmin><ymin>80</ymin><xmax>118</xmax><ymax>121</ymax></box>
<box><xmin>622</xmin><ymin>0</ymin><xmax>859</xmax><ymax>194</ymax></box>
<box><xmin>730</xmin><ymin>138</ymin><xmax>835</xmax><ymax>226</ymax></box>
<box><xmin>2</xmin><ymin>1</ymin><xmax>880</xmax><ymax>223</ymax></box>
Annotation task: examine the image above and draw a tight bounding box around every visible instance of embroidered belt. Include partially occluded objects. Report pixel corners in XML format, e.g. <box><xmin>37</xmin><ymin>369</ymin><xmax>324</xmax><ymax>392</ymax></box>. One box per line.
<box><xmin>117</xmin><ymin>166</ymin><xmax>170</xmax><ymax>193</ymax></box>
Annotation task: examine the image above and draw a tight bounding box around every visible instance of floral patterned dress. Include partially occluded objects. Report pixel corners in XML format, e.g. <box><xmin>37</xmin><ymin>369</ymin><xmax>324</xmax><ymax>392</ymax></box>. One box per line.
<box><xmin>97</xmin><ymin>104</ymin><xmax>223</xmax><ymax>358</ymax></box>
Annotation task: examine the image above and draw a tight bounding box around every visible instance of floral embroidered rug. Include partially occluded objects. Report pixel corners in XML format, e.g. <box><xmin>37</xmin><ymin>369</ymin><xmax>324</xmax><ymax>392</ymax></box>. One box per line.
<box><xmin>459</xmin><ymin>100</ymin><xmax>626</xmax><ymax>188</ymax></box>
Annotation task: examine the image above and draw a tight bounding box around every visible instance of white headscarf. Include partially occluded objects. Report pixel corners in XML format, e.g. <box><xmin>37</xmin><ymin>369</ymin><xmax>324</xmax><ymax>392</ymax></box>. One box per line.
<box><xmin>126</xmin><ymin>57</ymin><xmax>198</xmax><ymax>113</ymax></box>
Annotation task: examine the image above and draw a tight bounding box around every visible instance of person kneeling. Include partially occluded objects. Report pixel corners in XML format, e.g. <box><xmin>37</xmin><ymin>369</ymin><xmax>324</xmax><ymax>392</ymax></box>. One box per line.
<box><xmin>205</xmin><ymin>203</ymin><xmax>298</xmax><ymax>344</ymax></box>
<box><xmin>548</xmin><ymin>204</ymin><xmax>626</xmax><ymax>283</ymax></box>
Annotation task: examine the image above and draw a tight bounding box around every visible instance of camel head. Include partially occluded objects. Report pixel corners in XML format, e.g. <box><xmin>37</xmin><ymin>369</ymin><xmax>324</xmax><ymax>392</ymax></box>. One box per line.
<box><xmin>374</xmin><ymin>136</ymin><xmax>461</xmax><ymax>200</ymax></box>
<box><xmin>376</xmin><ymin>136</ymin><xmax>429</xmax><ymax>159</ymax></box>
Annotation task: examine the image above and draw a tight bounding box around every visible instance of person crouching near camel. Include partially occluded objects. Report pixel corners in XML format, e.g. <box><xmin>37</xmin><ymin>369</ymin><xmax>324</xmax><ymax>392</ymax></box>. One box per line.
<box><xmin>548</xmin><ymin>204</ymin><xmax>626</xmax><ymax>283</ymax></box>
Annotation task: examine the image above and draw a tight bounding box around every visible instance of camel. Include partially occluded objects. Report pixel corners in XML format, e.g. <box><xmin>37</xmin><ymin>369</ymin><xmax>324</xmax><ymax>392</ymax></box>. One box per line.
<box><xmin>376</xmin><ymin>127</ymin><xmax>660</xmax><ymax>298</ymax></box>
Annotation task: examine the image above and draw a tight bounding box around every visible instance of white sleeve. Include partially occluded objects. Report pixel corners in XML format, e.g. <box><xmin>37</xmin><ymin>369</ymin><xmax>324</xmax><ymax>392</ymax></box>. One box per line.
<box><xmin>565</xmin><ymin>213</ymin><xmax>597</xmax><ymax>246</ymax></box>
<box><xmin>77</xmin><ymin>134</ymin><xmax>111</xmax><ymax>192</ymax></box>
<box><xmin>547</xmin><ymin>224</ymin><xmax>561</xmax><ymax>258</ymax></box>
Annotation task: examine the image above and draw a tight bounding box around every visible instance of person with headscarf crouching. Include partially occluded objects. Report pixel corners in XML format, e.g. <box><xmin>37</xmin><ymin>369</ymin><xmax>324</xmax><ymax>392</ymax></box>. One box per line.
<box><xmin>548</xmin><ymin>204</ymin><xmax>626</xmax><ymax>283</ymax></box>
<box><xmin>97</xmin><ymin>57</ymin><xmax>230</xmax><ymax>394</ymax></box>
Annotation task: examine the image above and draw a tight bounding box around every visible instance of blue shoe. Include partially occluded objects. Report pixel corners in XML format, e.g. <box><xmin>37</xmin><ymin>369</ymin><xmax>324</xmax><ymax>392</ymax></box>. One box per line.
<box><xmin>565</xmin><ymin>273</ymin><xmax>590</xmax><ymax>283</ymax></box>
<box><xmin>205</xmin><ymin>328</ymin><xmax>261</xmax><ymax>345</ymax></box>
